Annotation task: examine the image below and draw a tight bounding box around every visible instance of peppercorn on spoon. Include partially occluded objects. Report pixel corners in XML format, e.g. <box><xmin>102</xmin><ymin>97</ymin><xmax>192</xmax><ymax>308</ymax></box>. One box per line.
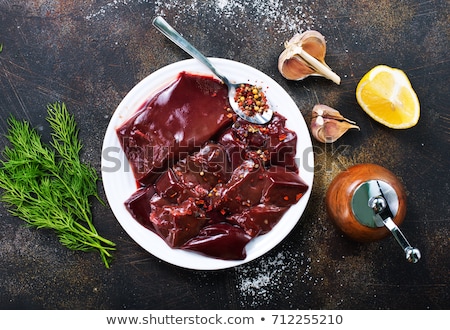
<box><xmin>153</xmin><ymin>16</ymin><xmax>273</xmax><ymax>125</ymax></box>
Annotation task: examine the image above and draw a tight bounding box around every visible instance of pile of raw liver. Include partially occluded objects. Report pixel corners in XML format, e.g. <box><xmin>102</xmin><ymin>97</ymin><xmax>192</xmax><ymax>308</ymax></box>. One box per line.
<box><xmin>117</xmin><ymin>72</ymin><xmax>308</xmax><ymax>260</ymax></box>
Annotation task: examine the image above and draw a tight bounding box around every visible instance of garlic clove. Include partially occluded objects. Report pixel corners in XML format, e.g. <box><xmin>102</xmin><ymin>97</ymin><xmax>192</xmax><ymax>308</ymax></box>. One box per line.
<box><xmin>312</xmin><ymin>104</ymin><xmax>357</xmax><ymax>124</ymax></box>
<box><xmin>278</xmin><ymin>54</ymin><xmax>316</xmax><ymax>80</ymax></box>
<box><xmin>278</xmin><ymin>31</ymin><xmax>341</xmax><ymax>84</ymax></box>
<box><xmin>311</xmin><ymin>104</ymin><xmax>360</xmax><ymax>143</ymax></box>
<box><xmin>312</xmin><ymin>118</ymin><xmax>360</xmax><ymax>143</ymax></box>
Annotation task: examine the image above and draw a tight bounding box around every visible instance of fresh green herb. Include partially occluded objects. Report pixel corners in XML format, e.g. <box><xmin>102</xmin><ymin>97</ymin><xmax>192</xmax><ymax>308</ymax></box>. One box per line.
<box><xmin>0</xmin><ymin>102</ymin><xmax>115</xmax><ymax>267</ymax></box>
<box><xmin>0</xmin><ymin>43</ymin><xmax>3</xmax><ymax>53</ymax></box>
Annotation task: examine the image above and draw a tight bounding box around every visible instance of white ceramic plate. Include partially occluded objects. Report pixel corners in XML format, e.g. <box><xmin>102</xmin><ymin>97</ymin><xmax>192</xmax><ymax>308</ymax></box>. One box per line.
<box><xmin>101</xmin><ymin>58</ymin><xmax>314</xmax><ymax>270</ymax></box>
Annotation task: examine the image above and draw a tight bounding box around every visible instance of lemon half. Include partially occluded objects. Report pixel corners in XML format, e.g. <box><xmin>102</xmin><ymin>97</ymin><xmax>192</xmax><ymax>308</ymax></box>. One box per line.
<box><xmin>356</xmin><ymin>65</ymin><xmax>420</xmax><ymax>129</ymax></box>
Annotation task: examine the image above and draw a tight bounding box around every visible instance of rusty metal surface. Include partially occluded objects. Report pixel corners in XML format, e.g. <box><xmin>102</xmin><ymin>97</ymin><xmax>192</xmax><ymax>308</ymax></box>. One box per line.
<box><xmin>0</xmin><ymin>0</ymin><xmax>448</xmax><ymax>309</ymax></box>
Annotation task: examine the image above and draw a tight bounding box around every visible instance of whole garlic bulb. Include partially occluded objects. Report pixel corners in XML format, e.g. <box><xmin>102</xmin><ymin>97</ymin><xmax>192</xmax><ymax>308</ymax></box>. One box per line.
<box><xmin>311</xmin><ymin>104</ymin><xmax>360</xmax><ymax>143</ymax></box>
<box><xmin>278</xmin><ymin>31</ymin><xmax>341</xmax><ymax>84</ymax></box>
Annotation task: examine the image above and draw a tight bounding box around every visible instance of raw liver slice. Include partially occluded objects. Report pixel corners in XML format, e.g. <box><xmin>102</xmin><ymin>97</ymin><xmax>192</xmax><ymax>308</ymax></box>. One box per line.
<box><xmin>217</xmin><ymin>113</ymin><xmax>298</xmax><ymax>172</ymax></box>
<box><xmin>149</xmin><ymin>196</ymin><xmax>207</xmax><ymax>248</ymax></box>
<box><xmin>181</xmin><ymin>223</ymin><xmax>252</xmax><ymax>260</ymax></box>
<box><xmin>227</xmin><ymin>204</ymin><xmax>288</xmax><ymax>237</ymax></box>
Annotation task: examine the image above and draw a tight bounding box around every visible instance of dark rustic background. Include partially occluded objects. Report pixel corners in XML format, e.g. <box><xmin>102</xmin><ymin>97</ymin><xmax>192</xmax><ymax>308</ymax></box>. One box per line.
<box><xmin>0</xmin><ymin>0</ymin><xmax>448</xmax><ymax>309</ymax></box>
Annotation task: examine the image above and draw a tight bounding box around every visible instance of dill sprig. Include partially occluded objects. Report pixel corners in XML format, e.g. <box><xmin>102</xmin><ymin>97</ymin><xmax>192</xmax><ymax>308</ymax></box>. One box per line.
<box><xmin>0</xmin><ymin>102</ymin><xmax>115</xmax><ymax>268</ymax></box>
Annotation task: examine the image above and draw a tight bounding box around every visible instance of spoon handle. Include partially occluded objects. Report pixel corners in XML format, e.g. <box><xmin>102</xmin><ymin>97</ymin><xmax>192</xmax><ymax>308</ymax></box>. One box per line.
<box><xmin>152</xmin><ymin>16</ymin><xmax>227</xmax><ymax>83</ymax></box>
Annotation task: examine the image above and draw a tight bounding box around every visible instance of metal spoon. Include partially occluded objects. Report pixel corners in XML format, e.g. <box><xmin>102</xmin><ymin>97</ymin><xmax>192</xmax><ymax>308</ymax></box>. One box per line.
<box><xmin>152</xmin><ymin>16</ymin><xmax>273</xmax><ymax>125</ymax></box>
